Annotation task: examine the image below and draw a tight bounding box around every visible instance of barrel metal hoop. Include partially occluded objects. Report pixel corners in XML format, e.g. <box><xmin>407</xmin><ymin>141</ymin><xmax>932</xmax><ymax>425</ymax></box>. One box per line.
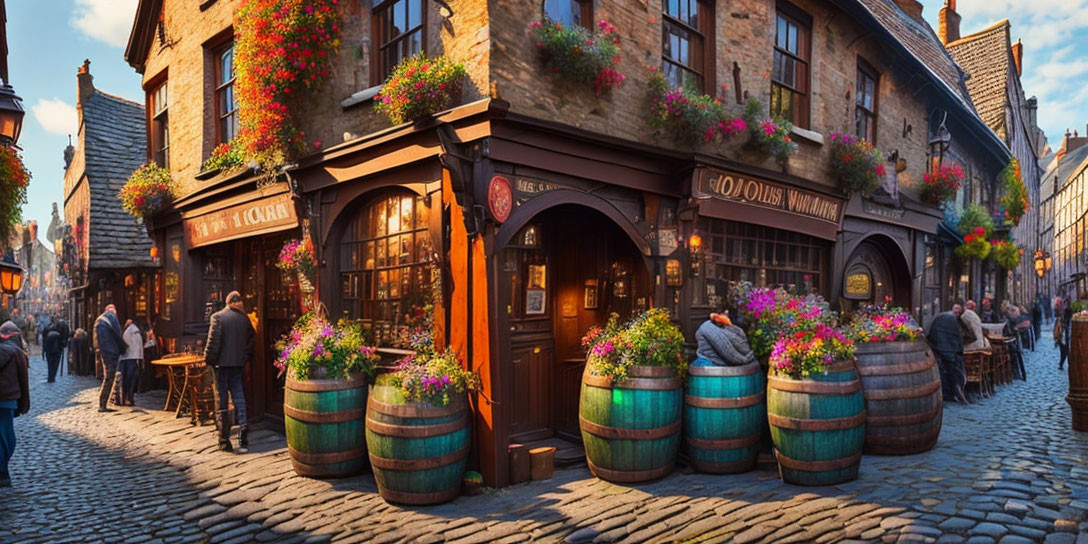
<box><xmin>583</xmin><ymin>374</ymin><xmax>682</xmax><ymax>391</ymax></box>
<box><xmin>863</xmin><ymin>380</ymin><xmax>942</xmax><ymax>401</ymax></box>
<box><xmin>287</xmin><ymin>444</ymin><xmax>367</xmax><ymax>465</ymax></box>
<box><xmin>284</xmin><ymin>405</ymin><xmax>365</xmax><ymax>424</ymax></box>
<box><xmin>685</xmin><ymin>433</ymin><xmax>762</xmax><ymax>450</ymax></box>
<box><xmin>366</xmin><ymin>412</ymin><xmax>469</xmax><ymax>438</ymax></box>
<box><xmin>375</xmin><ymin>483</ymin><xmax>462</xmax><ymax>505</ymax></box>
<box><xmin>579</xmin><ymin>415</ymin><xmax>681</xmax><ymax>440</ymax></box>
<box><xmin>857</xmin><ymin>357</ymin><xmax>936</xmax><ymax>377</ymax></box>
<box><xmin>767</xmin><ymin>411</ymin><xmax>866</xmax><ymax>431</ymax></box>
<box><xmin>627</xmin><ymin>365</ymin><xmax>678</xmax><ymax>378</ymax></box>
<box><xmin>367</xmin><ymin>396</ymin><xmax>465</xmax><ymax>418</ymax></box>
<box><xmin>688</xmin><ymin>362</ymin><xmax>760</xmax><ymax>377</ymax></box>
<box><xmin>587</xmin><ymin>458</ymin><xmax>674</xmax><ymax>483</ymax></box>
<box><xmin>767</xmin><ymin>376</ymin><xmax>862</xmax><ymax>395</ymax></box>
<box><xmin>822</xmin><ymin>359</ymin><xmax>858</xmax><ymax>373</ymax></box>
<box><xmin>775</xmin><ymin>449</ymin><xmax>862</xmax><ymax>472</ymax></box>
<box><xmin>684</xmin><ymin>392</ymin><xmax>765</xmax><ymax>409</ymax></box>
<box><xmin>866</xmin><ymin>403</ymin><xmax>942</xmax><ymax>427</ymax></box>
<box><xmin>285</xmin><ymin>375</ymin><xmax>368</xmax><ymax>392</ymax></box>
<box><xmin>368</xmin><ymin>444</ymin><xmax>469</xmax><ymax>471</ymax></box>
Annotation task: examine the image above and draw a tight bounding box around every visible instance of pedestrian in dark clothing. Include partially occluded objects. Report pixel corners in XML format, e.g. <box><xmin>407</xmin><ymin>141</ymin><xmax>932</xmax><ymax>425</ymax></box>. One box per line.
<box><xmin>204</xmin><ymin>291</ymin><xmax>255</xmax><ymax>453</ymax></box>
<box><xmin>1005</xmin><ymin>308</ymin><xmax>1028</xmax><ymax>381</ymax></box>
<box><xmin>42</xmin><ymin>319</ymin><xmax>66</xmax><ymax>383</ymax></box>
<box><xmin>1057</xmin><ymin>298</ymin><xmax>1073</xmax><ymax>371</ymax></box>
<box><xmin>979</xmin><ymin>298</ymin><xmax>1000</xmax><ymax>324</ymax></box>
<box><xmin>927</xmin><ymin>304</ymin><xmax>970</xmax><ymax>404</ymax></box>
<box><xmin>0</xmin><ymin>321</ymin><xmax>30</xmax><ymax>487</ymax></box>
<box><xmin>52</xmin><ymin>318</ymin><xmax>70</xmax><ymax>370</ymax></box>
<box><xmin>69</xmin><ymin>328</ymin><xmax>92</xmax><ymax>376</ymax></box>
<box><xmin>1033</xmin><ymin>299</ymin><xmax>1044</xmax><ymax>341</ymax></box>
<box><xmin>93</xmin><ymin>304</ymin><xmax>124</xmax><ymax>413</ymax></box>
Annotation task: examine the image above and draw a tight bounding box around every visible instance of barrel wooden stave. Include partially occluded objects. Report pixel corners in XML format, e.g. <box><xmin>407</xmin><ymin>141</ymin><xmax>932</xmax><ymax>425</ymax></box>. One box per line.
<box><xmin>1068</xmin><ymin>317</ymin><xmax>1088</xmax><ymax>431</ymax></box>
<box><xmin>767</xmin><ymin>360</ymin><xmax>865</xmax><ymax>486</ymax></box>
<box><xmin>579</xmin><ymin>365</ymin><xmax>682</xmax><ymax>483</ymax></box>
<box><xmin>683</xmin><ymin>360</ymin><xmax>765</xmax><ymax>473</ymax></box>
<box><xmin>855</xmin><ymin>341</ymin><xmax>943</xmax><ymax>455</ymax></box>
<box><xmin>365</xmin><ymin>384</ymin><xmax>469</xmax><ymax>505</ymax></box>
<box><xmin>284</xmin><ymin>372</ymin><xmax>369</xmax><ymax>478</ymax></box>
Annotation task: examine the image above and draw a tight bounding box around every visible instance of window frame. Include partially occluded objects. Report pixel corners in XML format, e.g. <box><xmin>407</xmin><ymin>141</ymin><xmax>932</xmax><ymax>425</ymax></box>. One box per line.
<box><xmin>370</xmin><ymin>0</ymin><xmax>428</xmax><ymax>87</ymax></box>
<box><xmin>771</xmin><ymin>1</ymin><xmax>812</xmax><ymax>128</ymax></box>
<box><xmin>147</xmin><ymin>77</ymin><xmax>169</xmax><ymax>169</ymax></box>
<box><xmin>661</xmin><ymin>0</ymin><xmax>715</xmax><ymax>93</ymax></box>
<box><xmin>543</xmin><ymin>0</ymin><xmax>593</xmax><ymax>28</ymax></box>
<box><xmin>855</xmin><ymin>57</ymin><xmax>879</xmax><ymax>144</ymax></box>
<box><xmin>213</xmin><ymin>41</ymin><xmax>238</xmax><ymax>146</ymax></box>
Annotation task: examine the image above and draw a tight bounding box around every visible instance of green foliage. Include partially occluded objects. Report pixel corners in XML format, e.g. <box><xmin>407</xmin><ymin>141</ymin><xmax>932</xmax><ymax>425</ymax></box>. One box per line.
<box><xmin>530</xmin><ymin>18</ymin><xmax>625</xmax><ymax>94</ymax></box>
<box><xmin>581</xmin><ymin>308</ymin><xmax>686</xmax><ymax>381</ymax></box>
<box><xmin>202</xmin><ymin>139</ymin><xmax>245</xmax><ymax>172</ymax></box>
<box><xmin>1000</xmin><ymin>159</ymin><xmax>1029</xmax><ymax>226</ymax></box>
<box><xmin>743</xmin><ymin>98</ymin><xmax>796</xmax><ymax>164</ymax></box>
<box><xmin>828</xmin><ymin>131</ymin><xmax>885</xmax><ymax>196</ymax></box>
<box><xmin>374</xmin><ymin>54</ymin><xmax>468</xmax><ymax>125</ymax></box>
<box><xmin>119</xmin><ymin>163</ymin><xmax>176</xmax><ymax>218</ymax></box>
<box><xmin>274</xmin><ymin>313</ymin><xmax>379</xmax><ymax>381</ymax></box>
<box><xmin>648</xmin><ymin>72</ymin><xmax>746</xmax><ymax>144</ymax></box>
<box><xmin>0</xmin><ymin>146</ymin><xmax>30</xmax><ymax>246</ymax></box>
<box><xmin>954</xmin><ymin>203</ymin><xmax>994</xmax><ymax>260</ymax></box>
<box><xmin>991</xmin><ymin>240</ymin><xmax>1021</xmax><ymax>270</ymax></box>
<box><xmin>385</xmin><ymin>347</ymin><xmax>481</xmax><ymax>406</ymax></box>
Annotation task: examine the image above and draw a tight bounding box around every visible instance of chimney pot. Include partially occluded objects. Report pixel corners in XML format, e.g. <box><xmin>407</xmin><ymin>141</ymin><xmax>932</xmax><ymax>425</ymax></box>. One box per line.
<box><xmin>77</xmin><ymin>59</ymin><xmax>95</xmax><ymax>104</ymax></box>
<box><xmin>939</xmin><ymin>1</ymin><xmax>962</xmax><ymax>45</ymax></box>
<box><xmin>1012</xmin><ymin>39</ymin><xmax>1023</xmax><ymax>77</ymax></box>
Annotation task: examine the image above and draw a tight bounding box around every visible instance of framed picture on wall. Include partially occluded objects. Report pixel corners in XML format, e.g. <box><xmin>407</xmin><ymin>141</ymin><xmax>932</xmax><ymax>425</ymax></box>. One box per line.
<box><xmin>526</xmin><ymin>288</ymin><xmax>546</xmax><ymax>315</ymax></box>
<box><xmin>584</xmin><ymin>279</ymin><xmax>599</xmax><ymax>309</ymax></box>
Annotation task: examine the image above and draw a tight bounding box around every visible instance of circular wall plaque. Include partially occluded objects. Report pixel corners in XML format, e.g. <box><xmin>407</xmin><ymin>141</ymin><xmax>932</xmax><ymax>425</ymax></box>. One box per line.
<box><xmin>488</xmin><ymin>175</ymin><xmax>513</xmax><ymax>223</ymax></box>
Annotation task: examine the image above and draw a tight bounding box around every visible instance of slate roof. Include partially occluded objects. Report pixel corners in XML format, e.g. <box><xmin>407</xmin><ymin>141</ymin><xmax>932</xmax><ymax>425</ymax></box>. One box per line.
<box><xmin>945</xmin><ymin>20</ymin><xmax>1013</xmax><ymax>140</ymax></box>
<box><xmin>1056</xmin><ymin>146</ymin><xmax>1088</xmax><ymax>191</ymax></box>
<box><xmin>83</xmin><ymin>90</ymin><xmax>155</xmax><ymax>269</ymax></box>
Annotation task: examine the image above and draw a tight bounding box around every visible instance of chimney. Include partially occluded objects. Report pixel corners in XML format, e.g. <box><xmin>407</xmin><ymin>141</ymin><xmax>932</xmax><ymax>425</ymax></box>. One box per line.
<box><xmin>1011</xmin><ymin>39</ymin><xmax>1023</xmax><ymax>77</ymax></box>
<box><xmin>63</xmin><ymin>134</ymin><xmax>75</xmax><ymax>171</ymax></box>
<box><xmin>1060</xmin><ymin>128</ymin><xmax>1088</xmax><ymax>161</ymax></box>
<box><xmin>77</xmin><ymin>59</ymin><xmax>94</xmax><ymax>104</ymax></box>
<box><xmin>893</xmin><ymin>0</ymin><xmax>925</xmax><ymax>21</ymax></box>
<box><xmin>939</xmin><ymin>0</ymin><xmax>961</xmax><ymax>45</ymax></box>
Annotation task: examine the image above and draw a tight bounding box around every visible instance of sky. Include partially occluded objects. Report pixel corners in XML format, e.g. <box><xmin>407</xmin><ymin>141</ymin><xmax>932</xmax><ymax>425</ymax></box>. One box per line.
<box><xmin>6</xmin><ymin>1</ymin><xmax>1088</xmax><ymax>246</ymax></box>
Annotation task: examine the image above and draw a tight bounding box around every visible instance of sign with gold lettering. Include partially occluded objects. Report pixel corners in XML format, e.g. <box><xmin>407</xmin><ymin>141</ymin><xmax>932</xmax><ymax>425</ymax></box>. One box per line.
<box><xmin>185</xmin><ymin>193</ymin><xmax>299</xmax><ymax>249</ymax></box>
<box><xmin>844</xmin><ymin>268</ymin><xmax>872</xmax><ymax>300</ymax></box>
<box><xmin>696</xmin><ymin>168</ymin><xmax>843</xmax><ymax>226</ymax></box>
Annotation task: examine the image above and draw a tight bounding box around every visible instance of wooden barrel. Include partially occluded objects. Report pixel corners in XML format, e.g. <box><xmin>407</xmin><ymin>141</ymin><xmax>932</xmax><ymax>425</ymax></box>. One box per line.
<box><xmin>855</xmin><ymin>340</ymin><xmax>943</xmax><ymax>455</ymax></box>
<box><xmin>1068</xmin><ymin>316</ymin><xmax>1088</xmax><ymax>431</ymax></box>
<box><xmin>683</xmin><ymin>360</ymin><xmax>764</xmax><ymax>473</ymax></box>
<box><xmin>767</xmin><ymin>359</ymin><xmax>865</xmax><ymax>486</ymax></box>
<box><xmin>365</xmin><ymin>384</ymin><xmax>470</xmax><ymax>505</ymax></box>
<box><xmin>579</xmin><ymin>365</ymin><xmax>682</xmax><ymax>483</ymax></box>
<box><xmin>284</xmin><ymin>372</ymin><xmax>368</xmax><ymax>478</ymax></box>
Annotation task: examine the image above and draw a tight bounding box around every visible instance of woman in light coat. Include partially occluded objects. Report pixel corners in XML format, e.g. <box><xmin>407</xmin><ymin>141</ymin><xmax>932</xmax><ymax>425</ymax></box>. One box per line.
<box><xmin>119</xmin><ymin>319</ymin><xmax>144</xmax><ymax>406</ymax></box>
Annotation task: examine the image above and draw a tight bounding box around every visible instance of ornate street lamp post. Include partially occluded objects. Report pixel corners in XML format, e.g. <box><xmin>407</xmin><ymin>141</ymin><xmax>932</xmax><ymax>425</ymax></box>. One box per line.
<box><xmin>0</xmin><ymin>82</ymin><xmax>25</xmax><ymax>146</ymax></box>
<box><xmin>0</xmin><ymin>256</ymin><xmax>23</xmax><ymax>295</ymax></box>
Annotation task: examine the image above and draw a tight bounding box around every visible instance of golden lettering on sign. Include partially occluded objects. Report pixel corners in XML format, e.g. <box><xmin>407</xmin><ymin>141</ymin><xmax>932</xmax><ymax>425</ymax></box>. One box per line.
<box><xmin>845</xmin><ymin>273</ymin><xmax>871</xmax><ymax>296</ymax></box>
<box><xmin>698</xmin><ymin>169</ymin><xmax>842</xmax><ymax>225</ymax></box>
<box><xmin>186</xmin><ymin>193</ymin><xmax>298</xmax><ymax>248</ymax></box>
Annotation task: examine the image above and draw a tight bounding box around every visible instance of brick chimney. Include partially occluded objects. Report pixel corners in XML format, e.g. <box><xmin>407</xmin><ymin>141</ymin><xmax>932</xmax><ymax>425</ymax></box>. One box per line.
<box><xmin>893</xmin><ymin>0</ymin><xmax>925</xmax><ymax>22</ymax></box>
<box><xmin>939</xmin><ymin>0</ymin><xmax>961</xmax><ymax>45</ymax></box>
<box><xmin>77</xmin><ymin>59</ymin><xmax>94</xmax><ymax>104</ymax></box>
<box><xmin>1058</xmin><ymin>127</ymin><xmax>1088</xmax><ymax>162</ymax></box>
<box><xmin>1011</xmin><ymin>39</ymin><xmax>1023</xmax><ymax>77</ymax></box>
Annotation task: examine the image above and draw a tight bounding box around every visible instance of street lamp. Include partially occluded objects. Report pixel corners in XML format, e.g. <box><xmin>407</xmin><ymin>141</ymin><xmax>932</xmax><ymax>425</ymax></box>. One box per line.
<box><xmin>0</xmin><ymin>83</ymin><xmax>25</xmax><ymax>146</ymax></box>
<box><xmin>1035</xmin><ymin>251</ymin><xmax>1046</xmax><ymax>278</ymax></box>
<box><xmin>0</xmin><ymin>258</ymin><xmax>23</xmax><ymax>295</ymax></box>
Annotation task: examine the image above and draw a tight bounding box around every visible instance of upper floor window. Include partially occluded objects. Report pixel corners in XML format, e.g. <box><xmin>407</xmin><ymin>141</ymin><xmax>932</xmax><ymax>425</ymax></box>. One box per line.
<box><xmin>544</xmin><ymin>0</ymin><xmax>592</xmax><ymax>27</ymax></box>
<box><xmin>373</xmin><ymin>0</ymin><xmax>425</xmax><ymax>86</ymax></box>
<box><xmin>662</xmin><ymin>0</ymin><xmax>712</xmax><ymax>92</ymax></box>
<box><xmin>150</xmin><ymin>80</ymin><xmax>169</xmax><ymax>168</ymax></box>
<box><xmin>855</xmin><ymin>59</ymin><xmax>878</xmax><ymax>143</ymax></box>
<box><xmin>215</xmin><ymin>43</ymin><xmax>238</xmax><ymax>145</ymax></box>
<box><xmin>771</xmin><ymin>3</ymin><xmax>811</xmax><ymax>128</ymax></box>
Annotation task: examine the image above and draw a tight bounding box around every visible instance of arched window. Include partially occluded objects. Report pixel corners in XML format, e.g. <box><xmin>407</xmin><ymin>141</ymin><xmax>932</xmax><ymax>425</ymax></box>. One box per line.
<box><xmin>338</xmin><ymin>192</ymin><xmax>434</xmax><ymax>345</ymax></box>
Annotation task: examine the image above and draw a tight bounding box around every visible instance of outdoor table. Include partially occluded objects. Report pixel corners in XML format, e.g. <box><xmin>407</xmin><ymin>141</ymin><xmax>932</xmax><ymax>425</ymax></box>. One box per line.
<box><xmin>151</xmin><ymin>354</ymin><xmax>206</xmax><ymax>417</ymax></box>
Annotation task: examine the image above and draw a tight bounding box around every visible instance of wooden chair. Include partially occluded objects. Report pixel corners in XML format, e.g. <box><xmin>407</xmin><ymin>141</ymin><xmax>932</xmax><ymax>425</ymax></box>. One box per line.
<box><xmin>989</xmin><ymin>341</ymin><xmax>1007</xmax><ymax>387</ymax></box>
<box><xmin>964</xmin><ymin>350</ymin><xmax>988</xmax><ymax>399</ymax></box>
<box><xmin>184</xmin><ymin>364</ymin><xmax>218</xmax><ymax>426</ymax></box>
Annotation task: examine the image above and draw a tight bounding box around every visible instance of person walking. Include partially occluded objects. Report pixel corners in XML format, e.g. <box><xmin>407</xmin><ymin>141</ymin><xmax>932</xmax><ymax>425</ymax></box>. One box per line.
<box><xmin>69</xmin><ymin>328</ymin><xmax>91</xmax><ymax>376</ymax></box>
<box><xmin>1057</xmin><ymin>297</ymin><xmax>1073</xmax><ymax>371</ymax></box>
<box><xmin>119</xmin><ymin>319</ymin><xmax>144</xmax><ymax>406</ymax></box>
<box><xmin>927</xmin><ymin>304</ymin><xmax>970</xmax><ymax>404</ymax></box>
<box><xmin>1005</xmin><ymin>307</ymin><xmax>1029</xmax><ymax>381</ymax></box>
<box><xmin>1033</xmin><ymin>297</ymin><xmax>1044</xmax><ymax>341</ymax></box>
<box><xmin>93</xmin><ymin>304</ymin><xmax>124</xmax><ymax>413</ymax></box>
<box><xmin>204</xmin><ymin>291</ymin><xmax>254</xmax><ymax>453</ymax></box>
<box><xmin>0</xmin><ymin>321</ymin><xmax>30</xmax><ymax>487</ymax></box>
<box><xmin>42</xmin><ymin>318</ymin><xmax>66</xmax><ymax>383</ymax></box>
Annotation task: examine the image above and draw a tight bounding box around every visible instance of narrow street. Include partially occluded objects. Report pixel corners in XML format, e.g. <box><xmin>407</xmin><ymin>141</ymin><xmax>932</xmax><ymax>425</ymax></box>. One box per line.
<box><xmin>1</xmin><ymin>329</ymin><xmax>1087</xmax><ymax>544</ymax></box>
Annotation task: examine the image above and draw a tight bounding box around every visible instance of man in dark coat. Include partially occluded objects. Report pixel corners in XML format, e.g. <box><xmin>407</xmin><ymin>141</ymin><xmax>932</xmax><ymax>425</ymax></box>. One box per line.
<box><xmin>42</xmin><ymin>317</ymin><xmax>67</xmax><ymax>383</ymax></box>
<box><xmin>93</xmin><ymin>304</ymin><xmax>124</xmax><ymax>413</ymax></box>
<box><xmin>1033</xmin><ymin>297</ymin><xmax>1044</xmax><ymax>342</ymax></box>
<box><xmin>926</xmin><ymin>304</ymin><xmax>969</xmax><ymax>404</ymax></box>
<box><xmin>204</xmin><ymin>291</ymin><xmax>255</xmax><ymax>453</ymax></box>
<box><xmin>0</xmin><ymin>321</ymin><xmax>30</xmax><ymax>487</ymax></box>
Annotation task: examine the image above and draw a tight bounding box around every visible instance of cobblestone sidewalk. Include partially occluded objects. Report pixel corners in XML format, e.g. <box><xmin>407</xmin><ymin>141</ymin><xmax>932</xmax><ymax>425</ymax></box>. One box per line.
<box><xmin>3</xmin><ymin>328</ymin><xmax>1088</xmax><ymax>543</ymax></box>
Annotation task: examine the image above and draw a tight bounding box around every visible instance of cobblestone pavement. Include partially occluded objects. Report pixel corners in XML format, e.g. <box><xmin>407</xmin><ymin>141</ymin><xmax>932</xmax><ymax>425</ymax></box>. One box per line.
<box><xmin>4</xmin><ymin>329</ymin><xmax>1088</xmax><ymax>543</ymax></box>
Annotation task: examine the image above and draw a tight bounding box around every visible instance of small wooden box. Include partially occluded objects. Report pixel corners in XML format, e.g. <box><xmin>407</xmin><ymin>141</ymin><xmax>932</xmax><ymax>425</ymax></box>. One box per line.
<box><xmin>529</xmin><ymin>446</ymin><xmax>556</xmax><ymax>480</ymax></box>
<box><xmin>508</xmin><ymin>444</ymin><xmax>530</xmax><ymax>484</ymax></box>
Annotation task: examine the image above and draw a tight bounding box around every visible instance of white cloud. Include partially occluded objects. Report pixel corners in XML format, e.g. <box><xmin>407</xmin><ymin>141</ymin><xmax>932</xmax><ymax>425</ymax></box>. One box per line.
<box><xmin>70</xmin><ymin>0</ymin><xmax>139</xmax><ymax>48</ymax></box>
<box><xmin>31</xmin><ymin>98</ymin><xmax>78</xmax><ymax>137</ymax></box>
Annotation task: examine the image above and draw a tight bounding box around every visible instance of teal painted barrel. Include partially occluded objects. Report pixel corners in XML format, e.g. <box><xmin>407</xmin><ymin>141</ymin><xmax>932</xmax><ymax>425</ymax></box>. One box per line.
<box><xmin>855</xmin><ymin>341</ymin><xmax>943</xmax><ymax>455</ymax></box>
<box><xmin>579</xmin><ymin>365</ymin><xmax>682</xmax><ymax>483</ymax></box>
<box><xmin>284</xmin><ymin>372</ymin><xmax>368</xmax><ymax>478</ymax></box>
<box><xmin>365</xmin><ymin>383</ymin><xmax>470</xmax><ymax>505</ymax></box>
<box><xmin>683</xmin><ymin>359</ymin><xmax>765</xmax><ymax>474</ymax></box>
<box><xmin>767</xmin><ymin>359</ymin><xmax>865</xmax><ymax>486</ymax></box>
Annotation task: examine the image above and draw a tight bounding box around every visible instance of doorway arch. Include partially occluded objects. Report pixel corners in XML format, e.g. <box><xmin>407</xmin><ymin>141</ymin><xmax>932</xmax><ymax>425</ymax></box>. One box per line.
<box><xmin>842</xmin><ymin>234</ymin><xmax>911</xmax><ymax>309</ymax></box>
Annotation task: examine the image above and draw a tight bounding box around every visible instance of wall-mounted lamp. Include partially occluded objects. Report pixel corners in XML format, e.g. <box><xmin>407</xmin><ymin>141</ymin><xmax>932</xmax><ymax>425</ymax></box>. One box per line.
<box><xmin>689</xmin><ymin>233</ymin><xmax>703</xmax><ymax>277</ymax></box>
<box><xmin>435</xmin><ymin>0</ymin><xmax>454</xmax><ymax>18</ymax></box>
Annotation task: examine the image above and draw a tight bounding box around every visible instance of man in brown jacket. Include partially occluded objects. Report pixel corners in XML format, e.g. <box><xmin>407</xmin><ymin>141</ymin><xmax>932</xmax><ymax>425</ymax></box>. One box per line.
<box><xmin>0</xmin><ymin>321</ymin><xmax>30</xmax><ymax>487</ymax></box>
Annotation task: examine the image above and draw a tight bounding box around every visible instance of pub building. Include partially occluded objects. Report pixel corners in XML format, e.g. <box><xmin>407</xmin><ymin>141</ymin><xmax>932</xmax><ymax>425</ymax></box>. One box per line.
<box><xmin>125</xmin><ymin>0</ymin><xmax>1011</xmax><ymax>487</ymax></box>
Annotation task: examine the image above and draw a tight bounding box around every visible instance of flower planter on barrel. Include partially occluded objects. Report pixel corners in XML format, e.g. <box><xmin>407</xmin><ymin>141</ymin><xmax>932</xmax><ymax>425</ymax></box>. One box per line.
<box><xmin>854</xmin><ymin>341</ymin><xmax>942</xmax><ymax>455</ymax></box>
<box><xmin>284</xmin><ymin>370</ymin><xmax>369</xmax><ymax>477</ymax></box>
<box><xmin>683</xmin><ymin>359</ymin><xmax>764</xmax><ymax>474</ymax></box>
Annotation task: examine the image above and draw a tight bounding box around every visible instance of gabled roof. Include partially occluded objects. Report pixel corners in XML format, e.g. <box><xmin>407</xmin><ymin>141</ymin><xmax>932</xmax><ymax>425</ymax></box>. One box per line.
<box><xmin>945</xmin><ymin>20</ymin><xmax>1013</xmax><ymax>140</ymax></box>
<box><xmin>1057</xmin><ymin>146</ymin><xmax>1088</xmax><ymax>191</ymax></box>
<box><xmin>124</xmin><ymin>0</ymin><xmax>162</xmax><ymax>74</ymax></box>
<box><xmin>83</xmin><ymin>90</ymin><xmax>154</xmax><ymax>269</ymax></box>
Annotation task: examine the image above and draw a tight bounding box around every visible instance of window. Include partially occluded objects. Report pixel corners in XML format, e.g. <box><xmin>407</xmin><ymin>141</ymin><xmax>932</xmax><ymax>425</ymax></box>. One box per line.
<box><xmin>215</xmin><ymin>43</ymin><xmax>238</xmax><ymax>144</ymax></box>
<box><xmin>151</xmin><ymin>81</ymin><xmax>169</xmax><ymax>168</ymax></box>
<box><xmin>543</xmin><ymin>0</ymin><xmax>591</xmax><ymax>27</ymax></box>
<box><xmin>771</xmin><ymin>3</ymin><xmax>811</xmax><ymax>128</ymax></box>
<box><xmin>339</xmin><ymin>193</ymin><xmax>434</xmax><ymax>345</ymax></box>
<box><xmin>662</xmin><ymin>0</ymin><xmax>712</xmax><ymax>92</ymax></box>
<box><xmin>373</xmin><ymin>0</ymin><xmax>425</xmax><ymax>86</ymax></box>
<box><xmin>855</xmin><ymin>59</ymin><xmax>878</xmax><ymax>142</ymax></box>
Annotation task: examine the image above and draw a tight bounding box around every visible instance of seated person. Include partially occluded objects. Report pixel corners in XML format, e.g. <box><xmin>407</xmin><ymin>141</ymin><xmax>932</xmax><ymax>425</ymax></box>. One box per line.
<box><xmin>961</xmin><ymin>301</ymin><xmax>991</xmax><ymax>352</ymax></box>
<box><xmin>695</xmin><ymin>313</ymin><xmax>756</xmax><ymax>367</ymax></box>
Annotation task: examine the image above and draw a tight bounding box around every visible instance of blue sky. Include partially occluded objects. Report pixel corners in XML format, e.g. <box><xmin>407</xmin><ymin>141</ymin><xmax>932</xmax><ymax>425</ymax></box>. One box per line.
<box><xmin>7</xmin><ymin>1</ymin><xmax>1088</xmax><ymax>245</ymax></box>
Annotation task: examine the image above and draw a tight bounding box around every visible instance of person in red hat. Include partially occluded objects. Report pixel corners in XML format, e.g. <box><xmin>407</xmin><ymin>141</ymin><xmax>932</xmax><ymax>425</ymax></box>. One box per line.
<box><xmin>0</xmin><ymin>320</ymin><xmax>30</xmax><ymax>487</ymax></box>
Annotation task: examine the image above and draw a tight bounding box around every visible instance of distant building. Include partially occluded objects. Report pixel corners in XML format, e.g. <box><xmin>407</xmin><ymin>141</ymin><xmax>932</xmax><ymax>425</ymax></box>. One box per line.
<box><xmin>1050</xmin><ymin>129</ymin><xmax>1088</xmax><ymax>298</ymax></box>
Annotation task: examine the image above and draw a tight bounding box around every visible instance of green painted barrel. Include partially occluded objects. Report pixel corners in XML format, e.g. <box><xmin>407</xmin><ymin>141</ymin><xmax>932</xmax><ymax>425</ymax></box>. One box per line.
<box><xmin>767</xmin><ymin>359</ymin><xmax>865</xmax><ymax>486</ymax></box>
<box><xmin>284</xmin><ymin>372</ymin><xmax>368</xmax><ymax>478</ymax></box>
<box><xmin>365</xmin><ymin>383</ymin><xmax>470</xmax><ymax>505</ymax></box>
<box><xmin>855</xmin><ymin>340</ymin><xmax>943</xmax><ymax>455</ymax></box>
<box><xmin>683</xmin><ymin>360</ymin><xmax>765</xmax><ymax>474</ymax></box>
<box><xmin>579</xmin><ymin>365</ymin><xmax>682</xmax><ymax>483</ymax></box>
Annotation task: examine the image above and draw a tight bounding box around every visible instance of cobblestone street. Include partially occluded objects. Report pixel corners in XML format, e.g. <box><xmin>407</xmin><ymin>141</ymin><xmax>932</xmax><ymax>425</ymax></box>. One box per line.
<box><xmin>3</xmin><ymin>329</ymin><xmax>1088</xmax><ymax>544</ymax></box>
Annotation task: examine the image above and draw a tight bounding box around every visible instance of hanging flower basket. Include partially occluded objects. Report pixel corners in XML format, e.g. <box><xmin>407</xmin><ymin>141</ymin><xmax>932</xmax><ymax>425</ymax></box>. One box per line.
<box><xmin>921</xmin><ymin>164</ymin><xmax>964</xmax><ymax>206</ymax></box>
<box><xmin>648</xmin><ymin>71</ymin><xmax>745</xmax><ymax>144</ymax></box>
<box><xmin>374</xmin><ymin>54</ymin><xmax>467</xmax><ymax>125</ymax></box>
<box><xmin>201</xmin><ymin>139</ymin><xmax>246</xmax><ymax>172</ymax></box>
<box><xmin>991</xmin><ymin>240</ymin><xmax>1021</xmax><ymax>270</ymax></box>
<box><xmin>120</xmin><ymin>163</ymin><xmax>176</xmax><ymax>218</ymax></box>
<box><xmin>742</xmin><ymin>99</ymin><xmax>796</xmax><ymax>164</ymax></box>
<box><xmin>1001</xmin><ymin>159</ymin><xmax>1029</xmax><ymax>226</ymax></box>
<box><xmin>277</xmin><ymin>238</ymin><xmax>316</xmax><ymax>281</ymax></box>
<box><xmin>954</xmin><ymin>203</ymin><xmax>994</xmax><ymax>260</ymax></box>
<box><xmin>829</xmin><ymin>131</ymin><xmax>885</xmax><ymax>196</ymax></box>
<box><xmin>0</xmin><ymin>145</ymin><xmax>30</xmax><ymax>244</ymax></box>
<box><xmin>530</xmin><ymin>19</ymin><xmax>625</xmax><ymax>94</ymax></box>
